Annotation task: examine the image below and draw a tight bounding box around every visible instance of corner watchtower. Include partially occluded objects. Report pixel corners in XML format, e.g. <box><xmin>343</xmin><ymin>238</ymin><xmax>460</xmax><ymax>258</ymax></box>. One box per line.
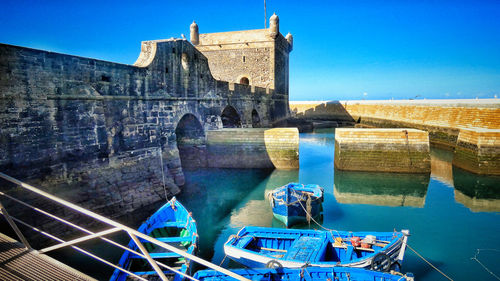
<box><xmin>190</xmin><ymin>14</ymin><xmax>293</xmax><ymax>97</ymax></box>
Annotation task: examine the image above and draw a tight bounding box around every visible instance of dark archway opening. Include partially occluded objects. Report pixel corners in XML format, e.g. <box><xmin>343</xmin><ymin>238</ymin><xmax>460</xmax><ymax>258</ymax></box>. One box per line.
<box><xmin>175</xmin><ymin>114</ymin><xmax>207</xmax><ymax>169</ymax></box>
<box><xmin>221</xmin><ymin>106</ymin><xmax>242</xmax><ymax>128</ymax></box>
<box><xmin>252</xmin><ymin>109</ymin><xmax>261</xmax><ymax>128</ymax></box>
<box><xmin>239</xmin><ymin>77</ymin><xmax>249</xmax><ymax>85</ymax></box>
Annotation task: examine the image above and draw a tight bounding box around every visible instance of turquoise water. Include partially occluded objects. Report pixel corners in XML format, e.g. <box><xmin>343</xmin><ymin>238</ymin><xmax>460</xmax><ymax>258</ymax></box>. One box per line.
<box><xmin>176</xmin><ymin>128</ymin><xmax>500</xmax><ymax>281</ymax></box>
<box><xmin>30</xmin><ymin>128</ymin><xmax>499</xmax><ymax>280</ymax></box>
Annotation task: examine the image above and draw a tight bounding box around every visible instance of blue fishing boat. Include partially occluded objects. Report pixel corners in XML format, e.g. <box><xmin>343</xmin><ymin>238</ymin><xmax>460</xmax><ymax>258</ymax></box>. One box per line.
<box><xmin>268</xmin><ymin>183</ymin><xmax>323</xmax><ymax>226</ymax></box>
<box><xmin>110</xmin><ymin>197</ymin><xmax>198</xmax><ymax>281</ymax></box>
<box><xmin>224</xmin><ymin>226</ymin><xmax>409</xmax><ymax>271</ymax></box>
<box><xmin>194</xmin><ymin>267</ymin><xmax>415</xmax><ymax>281</ymax></box>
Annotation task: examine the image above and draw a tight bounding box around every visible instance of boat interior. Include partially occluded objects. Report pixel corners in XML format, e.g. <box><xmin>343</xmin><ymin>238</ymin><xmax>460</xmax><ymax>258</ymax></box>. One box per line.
<box><xmin>241</xmin><ymin>232</ymin><xmax>394</xmax><ymax>263</ymax></box>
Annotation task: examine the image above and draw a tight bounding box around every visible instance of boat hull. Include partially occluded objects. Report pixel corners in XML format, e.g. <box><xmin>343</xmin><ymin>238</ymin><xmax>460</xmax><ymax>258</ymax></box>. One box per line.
<box><xmin>269</xmin><ymin>183</ymin><xmax>323</xmax><ymax>227</ymax></box>
<box><xmin>194</xmin><ymin>267</ymin><xmax>415</xmax><ymax>281</ymax></box>
<box><xmin>110</xmin><ymin>197</ymin><xmax>198</xmax><ymax>281</ymax></box>
<box><xmin>224</xmin><ymin>226</ymin><xmax>409</xmax><ymax>271</ymax></box>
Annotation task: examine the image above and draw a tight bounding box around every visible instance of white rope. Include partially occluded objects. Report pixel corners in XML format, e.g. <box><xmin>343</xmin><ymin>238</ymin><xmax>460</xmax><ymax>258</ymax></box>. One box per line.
<box><xmin>158</xmin><ymin>146</ymin><xmax>168</xmax><ymax>201</ymax></box>
<box><xmin>406</xmin><ymin>244</ymin><xmax>454</xmax><ymax>281</ymax></box>
<box><xmin>471</xmin><ymin>249</ymin><xmax>500</xmax><ymax>280</ymax></box>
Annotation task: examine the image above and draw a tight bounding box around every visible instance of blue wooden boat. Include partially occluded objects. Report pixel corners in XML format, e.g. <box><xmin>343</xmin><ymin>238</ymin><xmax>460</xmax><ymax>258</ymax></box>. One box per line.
<box><xmin>224</xmin><ymin>226</ymin><xmax>409</xmax><ymax>271</ymax></box>
<box><xmin>268</xmin><ymin>183</ymin><xmax>323</xmax><ymax>226</ymax></box>
<box><xmin>110</xmin><ymin>197</ymin><xmax>198</xmax><ymax>281</ymax></box>
<box><xmin>194</xmin><ymin>267</ymin><xmax>415</xmax><ymax>281</ymax></box>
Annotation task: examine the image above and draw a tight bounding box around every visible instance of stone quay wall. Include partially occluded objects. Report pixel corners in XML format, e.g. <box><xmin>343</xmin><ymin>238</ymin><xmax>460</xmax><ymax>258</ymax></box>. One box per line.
<box><xmin>291</xmin><ymin>100</ymin><xmax>500</xmax><ymax>175</ymax></box>
<box><xmin>453</xmin><ymin>129</ymin><xmax>500</xmax><ymax>175</ymax></box>
<box><xmin>334</xmin><ymin>128</ymin><xmax>431</xmax><ymax>173</ymax></box>
<box><xmin>206</xmin><ymin>128</ymin><xmax>299</xmax><ymax>169</ymax></box>
<box><xmin>0</xmin><ymin>37</ymin><xmax>290</xmax><ymax>233</ymax></box>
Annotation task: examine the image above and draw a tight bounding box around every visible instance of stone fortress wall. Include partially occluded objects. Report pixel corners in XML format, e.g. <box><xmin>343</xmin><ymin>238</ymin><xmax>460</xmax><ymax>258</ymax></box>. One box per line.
<box><xmin>290</xmin><ymin>100</ymin><xmax>500</xmax><ymax>175</ymax></box>
<box><xmin>0</xmin><ymin>15</ymin><xmax>294</xmax><ymax>226</ymax></box>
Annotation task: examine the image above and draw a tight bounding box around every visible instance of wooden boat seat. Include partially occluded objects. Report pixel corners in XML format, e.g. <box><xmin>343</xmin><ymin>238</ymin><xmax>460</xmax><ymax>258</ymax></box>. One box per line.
<box><xmin>155</xmin><ymin>236</ymin><xmax>192</xmax><ymax>243</ymax></box>
<box><xmin>155</xmin><ymin>221</ymin><xmax>186</xmax><ymax>228</ymax></box>
<box><xmin>237</xmin><ymin>236</ymin><xmax>254</xmax><ymax>248</ymax></box>
<box><xmin>284</xmin><ymin>236</ymin><xmax>323</xmax><ymax>262</ymax></box>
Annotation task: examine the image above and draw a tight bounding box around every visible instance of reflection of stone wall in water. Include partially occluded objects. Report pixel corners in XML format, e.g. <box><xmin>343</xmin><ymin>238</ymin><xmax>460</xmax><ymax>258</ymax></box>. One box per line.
<box><xmin>430</xmin><ymin>148</ymin><xmax>454</xmax><ymax>187</ymax></box>
<box><xmin>229</xmin><ymin>169</ymin><xmax>299</xmax><ymax>227</ymax></box>
<box><xmin>453</xmin><ymin>167</ymin><xmax>500</xmax><ymax>212</ymax></box>
<box><xmin>333</xmin><ymin>169</ymin><xmax>429</xmax><ymax>207</ymax></box>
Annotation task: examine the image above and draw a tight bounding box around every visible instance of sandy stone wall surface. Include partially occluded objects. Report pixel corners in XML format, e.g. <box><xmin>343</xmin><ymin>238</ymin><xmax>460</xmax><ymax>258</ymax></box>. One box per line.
<box><xmin>291</xmin><ymin>100</ymin><xmax>499</xmax><ymax>175</ymax></box>
<box><xmin>206</xmin><ymin>128</ymin><xmax>299</xmax><ymax>169</ymax></box>
<box><xmin>334</xmin><ymin>128</ymin><xmax>431</xmax><ymax>173</ymax></box>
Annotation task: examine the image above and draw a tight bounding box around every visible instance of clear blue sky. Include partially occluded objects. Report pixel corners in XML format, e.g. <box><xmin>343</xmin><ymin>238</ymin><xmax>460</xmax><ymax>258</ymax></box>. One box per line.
<box><xmin>1</xmin><ymin>0</ymin><xmax>499</xmax><ymax>100</ymax></box>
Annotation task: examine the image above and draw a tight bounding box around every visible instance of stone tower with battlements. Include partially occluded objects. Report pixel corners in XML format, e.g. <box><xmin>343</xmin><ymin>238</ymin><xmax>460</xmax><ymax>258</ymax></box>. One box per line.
<box><xmin>190</xmin><ymin>13</ymin><xmax>293</xmax><ymax>100</ymax></box>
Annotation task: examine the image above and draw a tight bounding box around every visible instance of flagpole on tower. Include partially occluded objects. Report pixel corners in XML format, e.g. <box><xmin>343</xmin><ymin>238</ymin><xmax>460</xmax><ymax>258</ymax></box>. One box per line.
<box><xmin>264</xmin><ymin>0</ymin><xmax>267</xmax><ymax>28</ymax></box>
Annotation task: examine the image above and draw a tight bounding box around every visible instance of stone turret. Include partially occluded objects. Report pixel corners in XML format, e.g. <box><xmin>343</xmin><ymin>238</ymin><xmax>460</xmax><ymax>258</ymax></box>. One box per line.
<box><xmin>190</xmin><ymin>21</ymin><xmax>199</xmax><ymax>45</ymax></box>
<box><xmin>286</xmin><ymin>32</ymin><xmax>293</xmax><ymax>51</ymax></box>
<box><xmin>269</xmin><ymin>13</ymin><xmax>279</xmax><ymax>38</ymax></box>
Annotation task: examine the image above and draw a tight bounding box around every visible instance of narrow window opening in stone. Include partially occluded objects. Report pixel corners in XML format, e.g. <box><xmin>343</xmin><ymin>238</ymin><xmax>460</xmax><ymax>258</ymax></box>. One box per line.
<box><xmin>165</xmin><ymin>66</ymin><xmax>169</xmax><ymax>73</ymax></box>
<box><xmin>242</xmin><ymin>56</ymin><xmax>246</xmax><ymax>62</ymax></box>
<box><xmin>172</xmin><ymin>48</ymin><xmax>176</xmax><ymax>54</ymax></box>
<box><xmin>194</xmin><ymin>54</ymin><xmax>198</xmax><ymax>60</ymax></box>
<box><xmin>240</xmin><ymin>77</ymin><xmax>249</xmax><ymax>85</ymax></box>
<box><xmin>200</xmin><ymin>74</ymin><xmax>203</xmax><ymax>78</ymax></box>
<box><xmin>101</xmin><ymin>75</ymin><xmax>110</xmax><ymax>82</ymax></box>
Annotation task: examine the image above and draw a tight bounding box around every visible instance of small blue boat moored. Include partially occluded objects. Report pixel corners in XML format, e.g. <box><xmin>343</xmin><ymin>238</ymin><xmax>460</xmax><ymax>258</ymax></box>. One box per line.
<box><xmin>224</xmin><ymin>226</ymin><xmax>409</xmax><ymax>271</ymax></box>
<box><xmin>268</xmin><ymin>183</ymin><xmax>324</xmax><ymax>226</ymax></box>
<box><xmin>110</xmin><ymin>197</ymin><xmax>198</xmax><ymax>281</ymax></box>
<box><xmin>193</xmin><ymin>267</ymin><xmax>415</xmax><ymax>281</ymax></box>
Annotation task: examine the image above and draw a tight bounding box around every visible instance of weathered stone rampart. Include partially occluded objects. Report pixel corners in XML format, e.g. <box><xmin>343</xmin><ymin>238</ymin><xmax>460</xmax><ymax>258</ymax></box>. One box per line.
<box><xmin>0</xmin><ymin>37</ymin><xmax>290</xmax><ymax>221</ymax></box>
<box><xmin>206</xmin><ymin>128</ymin><xmax>299</xmax><ymax>169</ymax></box>
<box><xmin>334</xmin><ymin>128</ymin><xmax>431</xmax><ymax>173</ymax></box>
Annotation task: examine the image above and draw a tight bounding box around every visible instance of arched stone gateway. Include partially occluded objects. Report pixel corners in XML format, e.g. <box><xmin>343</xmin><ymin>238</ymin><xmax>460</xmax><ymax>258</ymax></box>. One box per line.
<box><xmin>252</xmin><ymin>109</ymin><xmax>261</xmax><ymax>128</ymax></box>
<box><xmin>175</xmin><ymin>114</ymin><xmax>207</xmax><ymax>169</ymax></box>
<box><xmin>221</xmin><ymin>106</ymin><xmax>242</xmax><ymax>128</ymax></box>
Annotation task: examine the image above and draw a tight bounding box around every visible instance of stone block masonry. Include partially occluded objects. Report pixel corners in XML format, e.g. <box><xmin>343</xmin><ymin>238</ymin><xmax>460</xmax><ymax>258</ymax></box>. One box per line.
<box><xmin>291</xmin><ymin>100</ymin><xmax>500</xmax><ymax>175</ymax></box>
<box><xmin>206</xmin><ymin>128</ymin><xmax>299</xmax><ymax>169</ymax></box>
<box><xmin>0</xmin><ymin>32</ymin><xmax>291</xmax><ymax>242</ymax></box>
<box><xmin>453</xmin><ymin>128</ymin><xmax>500</xmax><ymax>175</ymax></box>
<box><xmin>334</xmin><ymin>128</ymin><xmax>431</xmax><ymax>173</ymax></box>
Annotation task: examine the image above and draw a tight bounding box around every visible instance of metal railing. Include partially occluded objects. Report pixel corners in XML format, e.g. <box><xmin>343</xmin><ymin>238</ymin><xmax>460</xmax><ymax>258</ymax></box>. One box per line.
<box><xmin>0</xmin><ymin>172</ymin><xmax>251</xmax><ymax>281</ymax></box>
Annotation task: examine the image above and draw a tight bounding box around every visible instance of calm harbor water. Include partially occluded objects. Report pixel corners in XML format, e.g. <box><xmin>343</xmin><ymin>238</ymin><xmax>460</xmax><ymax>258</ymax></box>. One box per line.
<box><xmin>45</xmin><ymin>128</ymin><xmax>500</xmax><ymax>280</ymax></box>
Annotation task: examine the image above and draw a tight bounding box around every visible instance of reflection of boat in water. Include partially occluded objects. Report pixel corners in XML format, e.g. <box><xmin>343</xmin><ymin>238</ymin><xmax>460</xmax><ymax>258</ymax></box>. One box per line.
<box><xmin>334</xmin><ymin>169</ymin><xmax>429</xmax><ymax>207</ymax></box>
<box><xmin>453</xmin><ymin>167</ymin><xmax>500</xmax><ymax>212</ymax></box>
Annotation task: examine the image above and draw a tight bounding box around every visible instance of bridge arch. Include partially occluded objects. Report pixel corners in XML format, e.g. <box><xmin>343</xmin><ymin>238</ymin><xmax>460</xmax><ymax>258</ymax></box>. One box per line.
<box><xmin>175</xmin><ymin>113</ymin><xmax>207</xmax><ymax>168</ymax></box>
<box><xmin>251</xmin><ymin>109</ymin><xmax>261</xmax><ymax>128</ymax></box>
<box><xmin>221</xmin><ymin>105</ymin><xmax>242</xmax><ymax>128</ymax></box>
